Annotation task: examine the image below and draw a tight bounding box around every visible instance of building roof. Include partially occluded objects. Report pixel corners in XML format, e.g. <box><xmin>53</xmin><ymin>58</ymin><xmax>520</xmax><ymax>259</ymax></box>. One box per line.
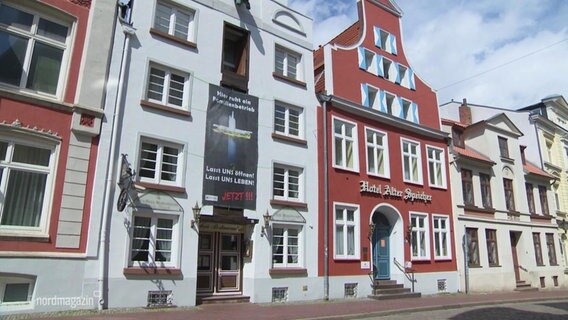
<box><xmin>441</xmin><ymin>118</ymin><xmax>468</xmax><ymax>129</ymax></box>
<box><xmin>524</xmin><ymin>161</ymin><xmax>554</xmax><ymax>179</ymax></box>
<box><xmin>453</xmin><ymin>146</ymin><xmax>495</xmax><ymax>165</ymax></box>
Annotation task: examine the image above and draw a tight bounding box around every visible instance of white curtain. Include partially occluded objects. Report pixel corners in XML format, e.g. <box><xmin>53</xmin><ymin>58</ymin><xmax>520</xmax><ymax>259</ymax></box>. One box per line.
<box><xmin>1</xmin><ymin>170</ymin><xmax>47</xmax><ymax>227</ymax></box>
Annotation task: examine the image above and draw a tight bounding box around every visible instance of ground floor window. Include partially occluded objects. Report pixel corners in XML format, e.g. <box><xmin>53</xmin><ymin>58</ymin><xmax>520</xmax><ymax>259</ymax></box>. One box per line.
<box><xmin>334</xmin><ymin>204</ymin><xmax>360</xmax><ymax>259</ymax></box>
<box><xmin>410</xmin><ymin>212</ymin><xmax>429</xmax><ymax>260</ymax></box>
<box><xmin>0</xmin><ymin>276</ymin><xmax>34</xmax><ymax>304</ymax></box>
<box><xmin>432</xmin><ymin>215</ymin><xmax>450</xmax><ymax>259</ymax></box>
<box><xmin>485</xmin><ymin>229</ymin><xmax>499</xmax><ymax>266</ymax></box>
<box><xmin>466</xmin><ymin>228</ymin><xmax>480</xmax><ymax>267</ymax></box>
<box><xmin>130</xmin><ymin>213</ymin><xmax>178</xmax><ymax>267</ymax></box>
<box><xmin>533</xmin><ymin>232</ymin><xmax>544</xmax><ymax>266</ymax></box>
<box><xmin>546</xmin><ymin>233</ymin><xmax>557</xmax><ymax>266</ymax></box>
<box><xmin>272</xmin><ymin>225</ymin><xmax>302</xmax><ymax>268</ymax></box>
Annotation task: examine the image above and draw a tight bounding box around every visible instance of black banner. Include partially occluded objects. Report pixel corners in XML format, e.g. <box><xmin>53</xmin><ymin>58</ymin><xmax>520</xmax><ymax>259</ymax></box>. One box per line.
<box><xmin>202</xmin><ymin>84</ymin><xmax>258</xmax><ymax>209</ymax></box>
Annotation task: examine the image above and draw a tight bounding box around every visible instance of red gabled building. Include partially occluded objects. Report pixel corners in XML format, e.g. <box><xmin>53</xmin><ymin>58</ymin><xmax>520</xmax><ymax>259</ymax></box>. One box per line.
<box><xmin>315</xmin><ymin>0</ymin><xmax>458</xmax><ymax>298</ymax></box>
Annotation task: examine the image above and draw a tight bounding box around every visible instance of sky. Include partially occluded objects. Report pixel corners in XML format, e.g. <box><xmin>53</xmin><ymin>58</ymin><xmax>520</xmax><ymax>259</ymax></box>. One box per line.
<box><xmin>288</xmin><ymin>0</ymin><xmax>568</xmax><ymax>109</ymax></box>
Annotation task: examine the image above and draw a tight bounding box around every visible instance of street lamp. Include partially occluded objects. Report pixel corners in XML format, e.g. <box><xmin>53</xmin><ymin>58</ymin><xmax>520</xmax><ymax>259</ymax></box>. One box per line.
<box><xmin>191</xmin><ymin>202</ymin><xmax>201</xmax><ymax>228</ymax></box>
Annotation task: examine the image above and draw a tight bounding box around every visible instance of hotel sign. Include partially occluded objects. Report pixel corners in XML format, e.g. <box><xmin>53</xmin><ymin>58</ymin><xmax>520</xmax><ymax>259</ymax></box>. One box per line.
<box><xmin>360</xmin><ymin>180</ymin><xmax>433</xmax><ymax>203</ymax></box>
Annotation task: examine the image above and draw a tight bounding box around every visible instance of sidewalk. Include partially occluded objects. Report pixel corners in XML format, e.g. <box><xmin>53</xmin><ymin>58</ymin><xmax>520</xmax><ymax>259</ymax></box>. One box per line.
<box><xmin>23</xmin><ymin>289</ymin><xmax>568</xmax><ymax>320</ymax></box>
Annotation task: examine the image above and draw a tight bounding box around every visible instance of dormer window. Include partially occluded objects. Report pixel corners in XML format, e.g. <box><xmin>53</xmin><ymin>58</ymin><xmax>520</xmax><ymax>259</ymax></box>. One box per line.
<box><xmin>498</xmin><ymin>136</ymin><xmax>509</xmax><ymax>158</ymax></box>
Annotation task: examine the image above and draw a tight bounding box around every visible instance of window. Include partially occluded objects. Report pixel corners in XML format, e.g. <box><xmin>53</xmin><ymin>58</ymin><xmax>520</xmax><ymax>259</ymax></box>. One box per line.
<box><xmin>221</xmin><ymin>23</ymin><xmax>249</xmax><ymax>92</ymax></box>
<box><xmin>0</xmin><ymin>139</ymin><xmax>55</xmax><ymax>234</ymax></box>
<box><xmin>0</xmin><ymin>276</ymin><xmax>34</xmax><ymax>304</ymax></box>
<box><xmin>273</xmin><ymin>164</ymin><xmax>303</xmax><ymax>202</ymax></box>
<box><xmin>382</xmin><ymin>57</ymin><xmax>394</xmax><ymax>80</ymax></box>
<box><xmin>479</xmin><ymin>173</ymin><xmax>492</xmax><ymax>208</ymax></box>
<box><xmin>401</xmin><ymin>139</ymin><xmax>422</xmax><ymax>184</ymax></box>
<box><xmin>365</xmin><ymin>128</ymin><xmax>389</xmax><ymax>177</ymax></box>
<box><xmin>334</xmin><ymin>204</ymin><xmax>360</xmax><ymax>259</ymax></box>
<box><xmin>0</xmin><ymin>3</ymin><xmax>70</xmax><ymax>96</ymax></box>
<box><xmin>432</xmin><ymin>215</ymin><xmax>450</xmax><ymax>259</ymax></box>
<box><xmin>452</xmin><ymin>128</ymin><xmax>464</xmax><ymax>148</ymax></box>
<box><xmin>333</xmin><ymin>117</ymin><xmax>358</xmax><ymax>171</ymax></box>
<box><xmin>357</xmin><ymin>47</ymin><xmax>377</xmax><ymax>75</ymax></box>
<box><xmin>130</xmin><ymin>214</ymin><xmax>178</xmax><ymax>266</ymax></box>
<box><xmin>461</xmin><ymin>169</ymin><xmax>474</xmax><ymax>206</ymax></box>
<box><xmin>546</xmin><ymin>233</ymin><xmax>557</xmax><ymax>265</ymax></box>
<box><xmin>486</xmin><ymin>229</ymin><xmax>499</xmax><ymax>266</ymax></box>
<box><xmin>466</xmin><ymin>228</ymin><xmax>480</xmax><ymax>267</ymax></box>
<box><xmin>410</xmin><ymin>213</ymin><xmax>429</xmax><ymax>260</ymax></box>
<box><xmin>373</xmin><ymin>26</ymin><xmax>397</xmax><ymax>55</ymax></box>
<box><xmin>427</xmin><ymin>146</ymin><xmax>445</xmax><ymax>188</ymax></box>
<box><xmin>503</xmin><ymin>178</ymin><xmax>515</xmax><ymax>211</ymax></box>
<box><xmin>275</xmin><ymin>45</ymin><xmax>302</xmax><ymax>81</ymax></box>
<box><xmin>272</xmin><ymin>225</ymin><xmax>302</xmax><ymax>268</ymax></box>
<box><xmin>498</xmin><ymin>136</ymin><xmax>509</xmax><ymax>158</ymax></box>
<box><xmin>533</xmin><ymin>232</ymin><xmax>544</xmax><ymax>266</ymax></box>
<box><xmin>397</xmin><ymin>63</ymin><xmax>415</xmax><ymax>90</ymax></box>
<box><xmin>146</xmin><ymin>64</ymin><xmax>190</xmax><ymax>109</ymax></box>
<box><xmin>526</xmin><ymin>183</ymin><xmax>536</xmax><ymax>214</ymax></box>
<box><xmin>274</xmin><ymin>102</ymin><xmax>303</xmax><ymax>139</ymax></box>
<box><xmin>138</xmin><ymin>138</ymin><xmax>183</xmax><ymax>186</ymax></box>
<box><xmin>539</xmin><ymin>186</ymin><xmax>550</xmax><ymax>216</ymax></box>
<box><xmin>153</xmin><ymin>1</ymin><xmax>195</xmax><ymax>42</ymax></box>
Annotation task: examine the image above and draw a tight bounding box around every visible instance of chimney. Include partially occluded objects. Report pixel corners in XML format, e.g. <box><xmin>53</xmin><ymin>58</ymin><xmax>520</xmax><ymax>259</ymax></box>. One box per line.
<box><xmin>459</xmin><ymin>98</ymin><xmax>472</xmax><ymax>125</ymax></box>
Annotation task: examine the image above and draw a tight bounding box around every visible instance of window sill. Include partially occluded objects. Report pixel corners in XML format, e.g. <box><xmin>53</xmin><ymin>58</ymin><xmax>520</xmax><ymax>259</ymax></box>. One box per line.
<box><xmin>333</xmin><ymin>257</ymin><xmax>361</xmax><ymax>261</ymax></box>
<box><xmin>149</xmin><ymin>28</ymin><xmax>197</xmax><ymax>50</ymax></box>
<box><xmin>332</xmin><ymin>165</ymin><xmax>360</xmax><ymax>174</ymax></box>
<box><xmin>270</xmin><ymin>199</ymin><xmax>307</xmax><ymax>209</ymax></box>
<box><xmin>428</xmin><ymin>184</ymin><xmax>448</xmax><ymax>191</ymax></box>
<box><xmin>271</xmin><ymin>133</ymin><xmax>307</xmax><ymax>146</ymax></box>
<box><xmin>272</xmin><ymin>72</ymin><xmax>307</xmax><ymax>88</ymax></box>
<box><xmin>468</xmin><ymin>265</ymin><xmax>482</xmax><ymax>268</ymax></box>
<box><xmin>500</xmin><ymin>156</ymin><xmax>515</xmax><ymax>164</ymax></box>
<box><xmin>536</xmin><ymin>264</ymin><xmax>545</xmax><ymax>267</ymax></box>
<box><xmin>403</xmin><ymin>180</ymin><xmax>424</xmax><ymax>187</ymax></box>
<box><xmin>136</xmin><ymin>181</ymin><xmax>186</xmax><ymax>193</ymax></box>
<box><xmin>411</xmin><ymin>258</ymin><xmax>431</xmax><ymax>262</ymax></box>
<box><xmin>489</xmin><ymin>264</ymin><xmax>502</xmax><ymax>268</ymax></box>
<box><xmin>434</xmin><ymin>258</ymin><xmax>453</xmax><ymax>262</ymax></box>
<box><xmin>123</xmin><ymin>267</ymin><xmax>182</xmax><ymax>276</ymax></box>
<box><xmin>458</xmin><ymin>205</ymin><xmax>496</xmax><ymax>215</ymax></box>
<box><xmin>140</xmin><ymin>100</ymin><xmax>191</xmax><ymax>117</ymax></box>
<box><xmin>0</xmin><ymin>232</ymin><xmax>50</xmax><ymax>242</ymax></box>
<box><xmin>530</xmin><ymin>214</ymin><xmax>553</xmax><ymax>221</ymax></box>
<box><xmin>269</xmin><ymin>268</ymin><xmax>307</xmax><ymax>276</ymax></box>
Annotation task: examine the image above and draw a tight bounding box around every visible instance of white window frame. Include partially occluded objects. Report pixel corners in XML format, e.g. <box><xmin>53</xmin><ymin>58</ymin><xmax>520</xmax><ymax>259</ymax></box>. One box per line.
<box><xmin>145</xmin><ymin>62</ymin><xmax>191</xmax><ymax>110</ymax></box>
<box><xmin>128</xmin><ymin>212</ymin><xmax>180</xmax><ymax>268</ymax></box>
<box><xmin>333</xmin><ymin>203</ymin><xmax>360</xmax><ymax>260</ymax></box>
<box><xmin>272</xmin><ymin>163</ymin><xmax>304</xmax><ymax>202</ymax></box>
<box><xmin>332</xmin><ymin>116</ymin><xmax>359</xmax><ymax>172</ymax></box>
<box><xmin>365</xmin><ymin>127</ymin><xmax>389</xmax><ymax>178</ymax></box>
<box><xmin>0</xmin><ymin>2</ymin><xmax>72</xmax><ymax>98</ymax></box>
<box><xmin>274</xmin><ymin>101</ymin><xmax>304</xmax><ymax>139</ymax></box>
<box><xmin>275</xmin><ymin>44</ymin><xmax>303</xmax><ymax>81</ymax></box>
<box><xmin>271</xmin><ymin>224</ymin><xmax>304</xmax><ymax>268</ymax></box>
<box><xmin>0</xmin><ymin>275</ymin><xmax>35</xmax><ymax>306</ymax></box>
<box><xmin>153</xmin><ymin>0</ymin><xmax>196</xmax><ymax>42</ymax></box>
<box><xmin>401</xmin><ymin>138</ymin><xmax>423</xmax><ymax>185</ymax></box>
<box><xmin>0</xmin><ymin>134</ymin><xmax>58</xmax><ymax>237</ymax></box>
<box><xmin>410</xmin><ymin>212</ymin><xmax>430</xmax><ymax>261</ymax></box>
<box><xmin>426</xmin><ymin>145</ymin><xmax>447</xmax><ymax>189</ymax></box>
<box><xmin>432</xmin><ymin>214</ymin><xmax>451</xmax><ymax>260</ymax></box>
<box><xmin>137</xmin><ymin>137</ymin><xmax>184</xmax><ymax>187</ymax></box>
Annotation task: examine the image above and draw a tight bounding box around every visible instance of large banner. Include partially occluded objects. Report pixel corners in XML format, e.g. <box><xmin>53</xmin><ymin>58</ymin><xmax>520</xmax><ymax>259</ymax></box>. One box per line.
<box><xmin>202</xmin><ymin>84</ymin><xmax>258</xmax><ymax>210</ymax></box>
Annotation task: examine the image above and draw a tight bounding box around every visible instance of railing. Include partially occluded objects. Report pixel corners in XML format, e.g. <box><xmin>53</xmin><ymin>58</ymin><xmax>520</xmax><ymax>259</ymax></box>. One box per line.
<box><xmin>393</xmin><ymin>257</ymin><xmax>417</xmax><ymax>293</ymax></box>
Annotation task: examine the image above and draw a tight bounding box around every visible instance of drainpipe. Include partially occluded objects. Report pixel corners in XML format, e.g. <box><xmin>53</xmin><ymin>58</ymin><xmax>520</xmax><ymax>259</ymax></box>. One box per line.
<box><xmin>463</xmin><ymin>226</ymin><xmax>469</xmax><ymax>294</ymax></box>
<box><xmin>320</xmin><ymin>94</ymin><xmax>332</xmax><ymax>301</ymax></box>
<box><xmin>97</xmin><ymin>22</ymin><xmax>136</xmax><ymax>311</ymax></box>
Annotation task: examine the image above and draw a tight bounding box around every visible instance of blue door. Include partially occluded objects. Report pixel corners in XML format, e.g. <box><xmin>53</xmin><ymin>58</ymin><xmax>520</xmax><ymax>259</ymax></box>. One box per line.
<box><xmin>372</xmin><ymin>214</ymin><xmax>390</xmax><ymax>280</ymax></box>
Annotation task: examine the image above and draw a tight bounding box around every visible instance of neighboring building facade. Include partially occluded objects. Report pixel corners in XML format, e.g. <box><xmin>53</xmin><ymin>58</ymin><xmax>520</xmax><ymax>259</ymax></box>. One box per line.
<box><xmin>87</xmin><ymin>0</ymin><xmax>320</xmax><ymax>309</ymax></box>
<box><xmin>314</xmin><ymin>0</ymin><xmax>458</xmax><ymax>299</ymax></box>
<box><xmin>0</xmin><ymin>0</ymin><xmax>115</xmax><ymax>314</ymax></box>
<box><xmin>440</xmin><ymin>102</ymin><xmax>566</xmax><ymax>292</ymax></box>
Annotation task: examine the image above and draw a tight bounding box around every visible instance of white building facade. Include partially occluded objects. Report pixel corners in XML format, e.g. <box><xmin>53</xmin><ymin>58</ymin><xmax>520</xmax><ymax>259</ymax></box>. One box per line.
<box><xmin>86</xmin><ymin>0</ymin><xmax>320</xmax><ymax>309</ymax></box>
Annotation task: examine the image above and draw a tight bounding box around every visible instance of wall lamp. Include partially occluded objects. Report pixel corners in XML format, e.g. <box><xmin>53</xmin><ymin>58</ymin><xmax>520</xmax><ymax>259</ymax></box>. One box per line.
<box><xmin>191</xmin><ymin>202</ymin><xmax>201</xmax><ymax>228</ymax></box>
<box><xmin>261</xmin><ymin>210</ymin><xmax>271</xmax><ymax>235</ymax></box>
<box><xmin>406</xmin><ymin>223</ymin><xmax>414</xmax><ymax>243</ymax></box>
<box><xmin>367</xmin><ymin>223</ymin><xmax>376</xmax><ymax>241</ymax></box>
<box><xmin>235</xmin><ymin>0</ymin><xmax>251</xmax><ymax>10</ymax></box>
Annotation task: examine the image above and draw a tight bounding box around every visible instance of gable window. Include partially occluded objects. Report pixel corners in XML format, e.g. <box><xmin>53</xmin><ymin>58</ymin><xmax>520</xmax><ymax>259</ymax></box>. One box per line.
<box><xmin>539</xmin><ymin>186</ymin><xmax>550</xmax><ymax>216</ymax></box>
<box><xmin>357</xmin><ymin>47</ymin><xmax>377</xmax><ymax>75</ymax></box>
<box><xmin>145</xmin><ymin>64</ymin><xmax>190</xmax><ymax>109</ymax></box>
<box><xmin>382</xmin><ymin>57</ymin><xmax>394</xmax><ymax>80</ymax></box>
<box><xmin>498</xmin><ymin>136</ymin><xmax>509</xmax><ymax>158</ymax></box>
<box><xmin>272</xmin><ymin>225</ymin><xmax>302</xmax><ymax>268</ymax></box>
<box><xmin>461</xmin><ymin>169</ymin><xmax>474</xmax><ymax>206</ymax></box>
<box><xmin>153</xmin><ymin>1</ymin><xmax>195</xmax><ymax>42</ymax></box>
<box><xmin>397</xmin><ymin>63</ymin><xmax>415</xmax><ymax>90</ymax></box>
<box><xmin>373</xmin><ymin>26</ymin><xmax>397</xmax><ymax>55</ymax></box>
<box><xmin>0</xmin><ymin>138</ymin><xmax>56</xmax><ymax>234</ymax></box>
<box><xmin>275</xmin><ymin>45</ymin><xmax>302</xmax><ymax>81</ymax></box>
<box><xmin>533</xmin><ymin>232</ymin><xmax>544</xmax><ymax>266</ymax></box>
<box><xmin>333</xmin><ymin>117</ymin><xmax>358</xmax><ymax>172</ymax></box>
<box><xmin>0</xmin><ymin>3</ymin><xmax>70</xmax><ymax>96</ymax></box>
<box><xmin>479</xmin><ymin>173</ymin><xmax>492</xmax><ymax>208</ymax></box>
<box><xmin>365</xmin><ymin>128</ymin><xmax>389</xmax><ymax>178</ymax></box>
<box><xmin>130</xmin><ymin>214</ymin><xmax>178</xmax><ymax>267</ymax></box>
<box><xmin>427</xmin><ymin>146</ymin><xmax>445</xmax><ymax>188</ymax></box>
<box><xmin>432</xmin><ymin>215</ymin><xmax>450</xmax><ymax>259</ymax></box>
<box><xmin>138</xmin><ymin>138</ymin><xmax>183</xmax><ymax>187</ymax></box>
<box><xmin>273</xmin><ymin>164</ymin><xmax>303</xmax><ymax>202</ymax></box>
<box><xmin>546</xmin><ymin>233</ymin><xmax>557</xmax><ymax>265</ymax></box>
<box><xmin>503</xmin><ymin>178</ymin><xmax>515</xmax><ymax>211</ymax></box>
<box><xmin>401</xmin><ymin>139</ymin><xmax>422</xmax><ymax>184</ymax></box>
<box><xmin>410</xmin><ymin>213</ymin><xmax>429</xmax><ymax>260</ymax></box>
<box><xmin>466</xmin><ymin>228</ymin><xmax>480</xmax><ymax>267</ymax></box>
<box><xmin>274</xmin><ymin>102</ymin><xmax>303</xmax><ymax>139</ymax></box>
<box><xmin>221</xmin><ymin>23</ymin><xmax>249</xmax><ymax>92</ymax></box>
<box><xmin>526</xmin><ymin>183</ymin><xmax>536</xmax><ymax>214</ymax></box>
<box><xmin>486</xmin><ymin>229</ymin><xmax>499</xmax><ymax>266</ymax></box>
<box><xmin>334</xmin><ymin>204</ymin><xmax>360</xmax><ymax>259</ymax></box>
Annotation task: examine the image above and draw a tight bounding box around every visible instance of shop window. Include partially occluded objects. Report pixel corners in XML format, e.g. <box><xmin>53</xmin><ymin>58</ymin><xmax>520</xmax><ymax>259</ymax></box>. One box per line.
<box><xmin>221</xmin><ymin>23</ymin><xmax>249</xmax><ymax>92</ymax></box>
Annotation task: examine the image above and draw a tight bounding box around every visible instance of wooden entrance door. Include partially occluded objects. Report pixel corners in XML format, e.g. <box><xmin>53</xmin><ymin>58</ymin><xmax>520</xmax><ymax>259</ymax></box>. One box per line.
<box><xmin>510</xmin><ymin>232</ymin><xmax>521</xmax><ymax>282</ymax></box>
<box><xmin>197</xmin><ymin>232</ymin><xmax>242</xmax><ymax>294</ymax></box>
<box><xmin>372</xmin><ymin>213</ymin><xmax>391</xmax><ymax>280</ymax></box>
